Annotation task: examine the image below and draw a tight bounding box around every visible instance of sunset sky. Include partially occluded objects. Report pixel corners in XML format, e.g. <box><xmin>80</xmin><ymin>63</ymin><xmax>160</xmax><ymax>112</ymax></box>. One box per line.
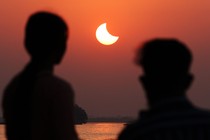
<box><xmin>0</xmin><ymin>1</ymin><xmax>210</xmax><ymax>118</ymax></box>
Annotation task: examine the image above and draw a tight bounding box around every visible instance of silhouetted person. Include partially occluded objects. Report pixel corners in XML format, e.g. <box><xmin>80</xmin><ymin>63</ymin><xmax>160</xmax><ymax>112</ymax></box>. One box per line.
<box><xmin>118</xmin><ymin>39</ymin><xmax>210</xmax><ymax>140</ymax></box>
<box><xmin>2</xmin><ymin>11</ymin><xmax>78</xmax><ymax>140</ymax></box>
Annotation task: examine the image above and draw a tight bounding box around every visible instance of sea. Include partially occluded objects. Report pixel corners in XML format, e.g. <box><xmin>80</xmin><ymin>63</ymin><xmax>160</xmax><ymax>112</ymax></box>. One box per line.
<box><xmin>0</xmin><ymin>122</ymin><xmax>125</xmax><ymax>140</ymax></box>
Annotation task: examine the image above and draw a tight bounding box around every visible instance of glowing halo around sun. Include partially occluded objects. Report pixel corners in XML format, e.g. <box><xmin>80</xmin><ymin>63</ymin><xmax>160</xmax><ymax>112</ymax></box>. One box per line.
<box><xmin>96</xmin><ymin>23</ymin><xmax>119</xmax><ymax>45</ymax></box>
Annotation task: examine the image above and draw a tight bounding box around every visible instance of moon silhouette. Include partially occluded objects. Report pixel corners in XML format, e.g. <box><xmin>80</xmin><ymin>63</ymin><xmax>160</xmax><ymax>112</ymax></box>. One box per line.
<box><xmin>96</xmin><ymin>23</ymin><xmax>119</xmax><ymax>45</ymax></box>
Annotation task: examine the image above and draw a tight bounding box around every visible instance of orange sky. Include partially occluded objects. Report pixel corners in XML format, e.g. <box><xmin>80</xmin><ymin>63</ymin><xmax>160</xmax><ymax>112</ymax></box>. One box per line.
<box><xmin>0</xmin><ymin>1</ymin><xmax>210</xmax><ymax>117</ymax></box>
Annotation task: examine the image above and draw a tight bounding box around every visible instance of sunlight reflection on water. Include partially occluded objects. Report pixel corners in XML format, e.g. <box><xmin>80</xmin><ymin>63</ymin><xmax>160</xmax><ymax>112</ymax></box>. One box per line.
<box><xmin>76</xmin><ymin>123</ymin><xmax>125</xmax><ymax>140</ymax></box>
<box><xmin>0</xmin><ymin>125</ymin><xmax>6</xmax><ymax>140</ymax></box>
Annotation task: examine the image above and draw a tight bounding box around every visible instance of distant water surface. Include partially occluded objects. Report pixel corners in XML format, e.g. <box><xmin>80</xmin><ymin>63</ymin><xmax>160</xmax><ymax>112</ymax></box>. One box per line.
<box><xmin>0</xmin><ymin>122</ymin><xmax>125</xmax><ymax>140</ymax></box>
<box><xmin>76</xmin><ymin>122</ymin><xmax>125</xmax><ymax>140</ymax></box>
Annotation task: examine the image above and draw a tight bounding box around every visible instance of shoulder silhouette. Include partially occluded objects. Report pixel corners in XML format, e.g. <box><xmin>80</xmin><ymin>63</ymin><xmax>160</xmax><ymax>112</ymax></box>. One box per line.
<box><xmin>118</xmin><ymin>38</ymin><xmax>210</xmax><ymax>140</ymax></box>
<box><xmin>2</xmin><ymin>11</ymin><xmax>78</xmax><ymax>140</ymax></box>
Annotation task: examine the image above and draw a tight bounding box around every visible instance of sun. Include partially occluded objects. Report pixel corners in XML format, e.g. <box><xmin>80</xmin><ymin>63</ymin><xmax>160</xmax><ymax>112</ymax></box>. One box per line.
<box><xmin>96</xmin><ymin>23</ymin><xmax>119</xmax><ymax>45</ymax></box>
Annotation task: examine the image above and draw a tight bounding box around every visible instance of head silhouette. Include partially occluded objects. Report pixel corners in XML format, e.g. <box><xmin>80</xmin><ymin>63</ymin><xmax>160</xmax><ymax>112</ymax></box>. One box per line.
<box><xmin>25</xmin><ymin>11</ymin><xmax>68</xmax><ymax>64</ymax></box>
<box><xmin>136</xmin><ymin>39</ymin><xmax>193</xmax><ymax>100</ymax></box>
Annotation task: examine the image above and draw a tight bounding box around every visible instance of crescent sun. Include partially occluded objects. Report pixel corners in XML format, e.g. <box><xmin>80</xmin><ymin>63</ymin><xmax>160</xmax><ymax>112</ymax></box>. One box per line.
<box><xmin>96</xmin><ymin>23</ymin><xmax>119</xmax><ymax>45</ymax></box>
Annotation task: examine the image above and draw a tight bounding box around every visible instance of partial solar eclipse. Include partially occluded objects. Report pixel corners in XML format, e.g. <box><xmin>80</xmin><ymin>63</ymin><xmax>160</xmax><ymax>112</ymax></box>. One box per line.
<box><xmin>96</xmin><ymin>23</ymin><xmax>119</xmax><ymax>45</ymax></box>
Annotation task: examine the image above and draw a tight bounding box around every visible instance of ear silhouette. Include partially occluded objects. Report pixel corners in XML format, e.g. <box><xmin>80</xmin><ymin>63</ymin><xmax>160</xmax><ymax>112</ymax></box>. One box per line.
<box><xmin>139</xmin><ymin>76</ymin><xmax>148</xmax><ymax>91</ymax></box>
<box><xmin>183</xmin><ymin>74</ymin><xmax>194</xmax><ymax>91</ymax></box>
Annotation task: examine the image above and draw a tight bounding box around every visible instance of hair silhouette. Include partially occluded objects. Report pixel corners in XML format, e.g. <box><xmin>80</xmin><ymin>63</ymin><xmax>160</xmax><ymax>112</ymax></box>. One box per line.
<box><xmin>136</xmin><ymin>39</ymin><xmax>192</xmax><ymax>76</ymax></box>
<box><xmin>3</xmin><ymin>11</ymin><xmax>78</xmax><ymax>140</ymax></box>
<box><xmin>118</xmin><ymin>38</ymin><xmax>210</xmax><ymax>140</ymax></box>
<box><xmin>25</xmin><ymin>11</ymin><xmax>68</xmax><ymax>64</ymax></box>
